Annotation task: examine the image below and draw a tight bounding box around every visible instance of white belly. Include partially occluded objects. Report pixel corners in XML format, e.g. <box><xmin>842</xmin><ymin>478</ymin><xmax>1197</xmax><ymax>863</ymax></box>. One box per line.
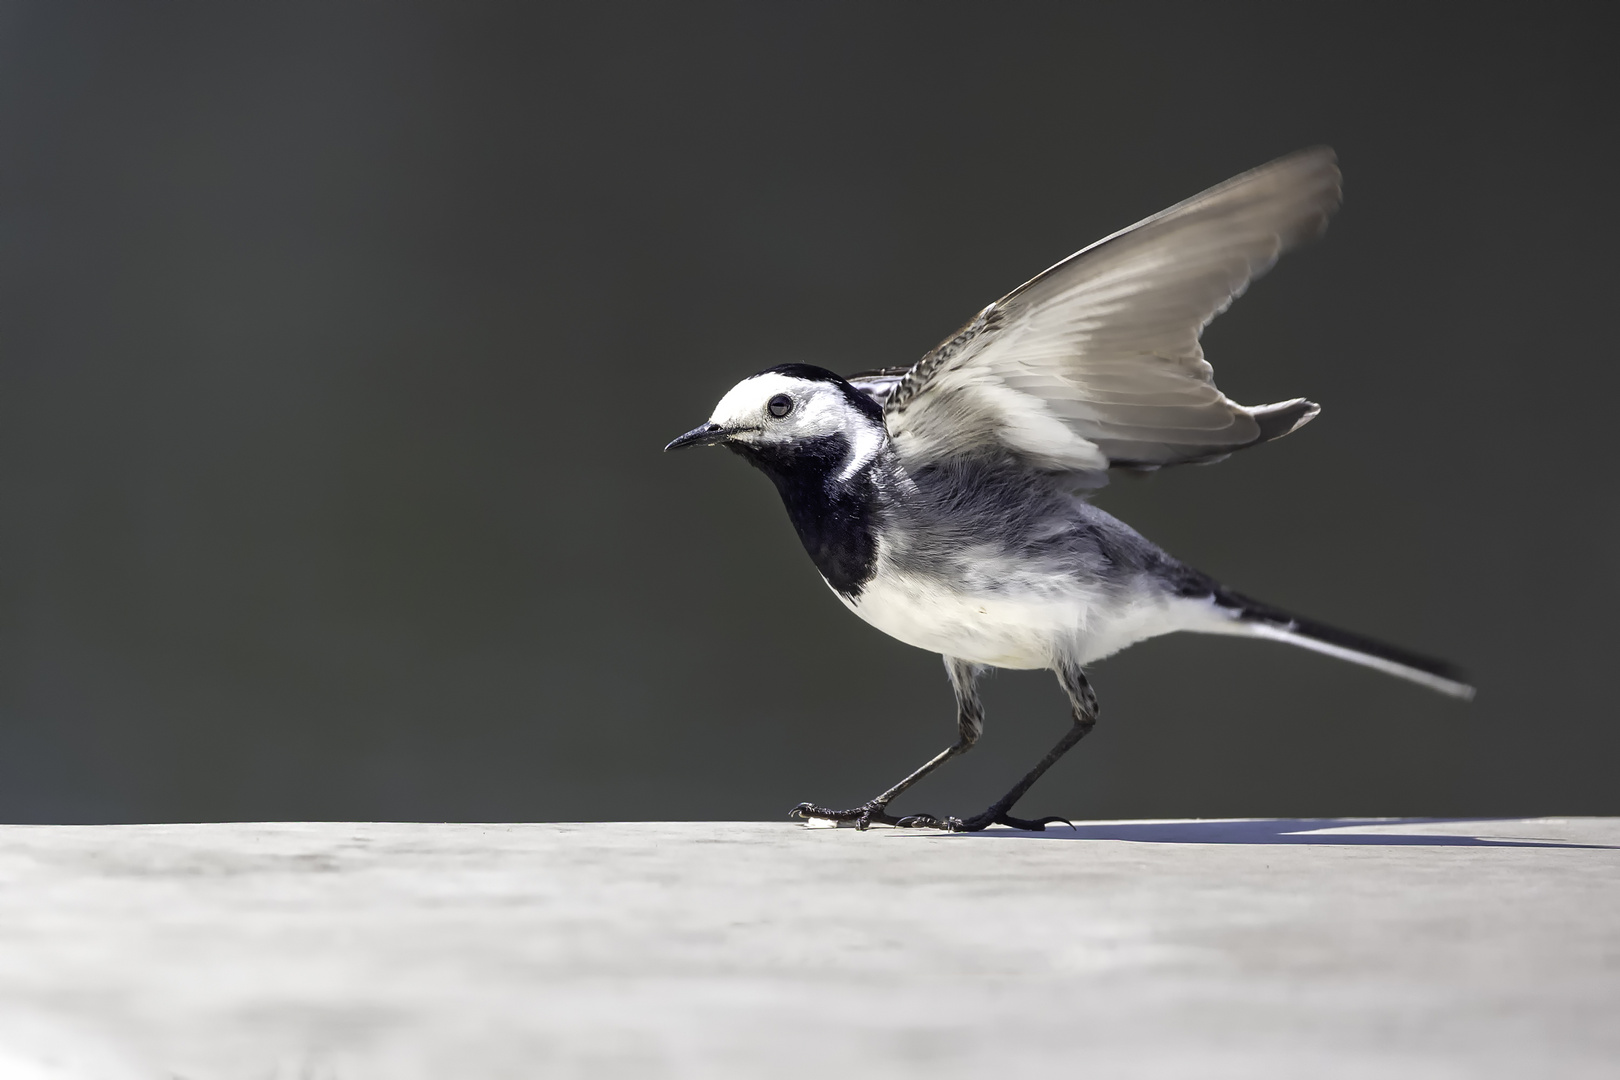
<box><xmin>831</xmin><ymin>563</ymin><xmax>1193</xmax><ymax>671</ymax></box>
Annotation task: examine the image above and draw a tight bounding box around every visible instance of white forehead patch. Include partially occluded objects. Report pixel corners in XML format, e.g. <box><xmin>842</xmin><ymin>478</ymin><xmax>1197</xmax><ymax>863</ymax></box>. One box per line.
<box><xmin>708</xmin><ymin>373</ymin><xmax>821</xmax><ymax>429</ymax></box>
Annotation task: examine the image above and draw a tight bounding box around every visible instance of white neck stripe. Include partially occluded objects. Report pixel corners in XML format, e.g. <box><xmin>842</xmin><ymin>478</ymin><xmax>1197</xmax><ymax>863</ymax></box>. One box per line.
<box><xmin>838</xmin><ymin>420</ymin><xmax>885</xmax><ymax>481</ymax></box>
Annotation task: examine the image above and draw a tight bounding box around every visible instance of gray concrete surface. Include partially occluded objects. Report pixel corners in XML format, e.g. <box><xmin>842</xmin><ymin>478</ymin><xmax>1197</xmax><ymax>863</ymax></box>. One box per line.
<box><xmin>0</xmin><ymin>818</ymin><xmax>1615</xmax><ymax>1079</ymax></box>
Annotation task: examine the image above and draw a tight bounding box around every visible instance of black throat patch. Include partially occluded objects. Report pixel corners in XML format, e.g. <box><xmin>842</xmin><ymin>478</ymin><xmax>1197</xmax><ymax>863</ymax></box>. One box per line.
<box><xmin>729</xmin><ymin>433</ymin><xmax>880</xmax><ymax>597</ymax></box>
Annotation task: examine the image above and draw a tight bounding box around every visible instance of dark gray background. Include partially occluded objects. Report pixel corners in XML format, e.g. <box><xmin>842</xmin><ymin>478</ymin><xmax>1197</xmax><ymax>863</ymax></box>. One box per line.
<box><xmin>1</xmin><ymin>3</ymin><xmax>1613</xmax><ymax>824</ymax></box>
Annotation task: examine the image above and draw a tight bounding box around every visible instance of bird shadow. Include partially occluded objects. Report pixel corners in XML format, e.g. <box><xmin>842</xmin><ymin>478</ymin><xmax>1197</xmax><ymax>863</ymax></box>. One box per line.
<box><xmin>920</xmin><ymin>817</ymin><xmax>1617</xmax><ymax>849</ymax></box>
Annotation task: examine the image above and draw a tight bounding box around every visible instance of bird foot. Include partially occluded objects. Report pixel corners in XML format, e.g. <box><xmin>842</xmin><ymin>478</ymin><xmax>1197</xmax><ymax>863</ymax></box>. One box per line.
<box><xmin>788</xmin><ymin>800</ymin><xmax>902</xmax><ymax>831</ymax></box>
<box><xmin>894</xmin><ymin>810</ymin><xmax>1075</xmax><ymax>833</ymax></box>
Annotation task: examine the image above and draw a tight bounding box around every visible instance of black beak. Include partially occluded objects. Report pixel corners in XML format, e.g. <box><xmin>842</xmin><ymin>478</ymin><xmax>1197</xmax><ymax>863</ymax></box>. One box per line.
<box><xmin>664</xmin><ymin>422</ymin><xmax>729</xmax><ymax>452</ymax></box>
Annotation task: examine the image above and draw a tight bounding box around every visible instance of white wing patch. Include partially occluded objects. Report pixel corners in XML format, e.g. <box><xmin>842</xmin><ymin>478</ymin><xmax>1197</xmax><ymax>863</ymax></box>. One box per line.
<box><xmin>891</xmin><ymin>367</ymin><xmax>1110</xmax><ymax>473</ymax></box>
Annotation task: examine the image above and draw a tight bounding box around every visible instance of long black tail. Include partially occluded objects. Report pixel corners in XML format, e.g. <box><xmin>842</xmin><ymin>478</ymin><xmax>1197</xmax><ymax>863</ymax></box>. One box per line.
<box><xmin>1212</xmin><ymin>589</ymin><xmax>1475</xmax><ymax>700</ymax></box>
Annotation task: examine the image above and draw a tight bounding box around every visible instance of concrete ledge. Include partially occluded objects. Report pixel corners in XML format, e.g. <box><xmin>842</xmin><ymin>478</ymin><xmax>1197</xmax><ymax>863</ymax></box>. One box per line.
<box><xmin>1</xmin><ymin>818</ymin><xmax>1616</xmax><ymax>1078</ymax></box>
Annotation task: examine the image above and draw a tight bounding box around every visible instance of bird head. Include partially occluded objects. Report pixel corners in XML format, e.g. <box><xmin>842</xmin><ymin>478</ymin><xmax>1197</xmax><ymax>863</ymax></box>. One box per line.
<box><xmin>665</xmin><ymin>364</ymin><xmax>887</xmax><ymax>480</ymax></box>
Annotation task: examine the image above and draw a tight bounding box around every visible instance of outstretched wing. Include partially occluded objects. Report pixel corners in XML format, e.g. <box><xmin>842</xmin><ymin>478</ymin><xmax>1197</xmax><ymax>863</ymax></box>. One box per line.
<box><xmin>874</xmin><ymin>147</ymin><xmax>1340</xmax><ymax>478</ymax></box>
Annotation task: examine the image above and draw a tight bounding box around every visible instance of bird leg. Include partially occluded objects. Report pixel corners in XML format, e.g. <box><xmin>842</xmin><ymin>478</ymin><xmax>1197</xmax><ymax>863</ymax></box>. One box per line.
<box><xmin>789</xmin><ymin>658</ymin><xmax>984</xmax><ymax>830</ymax></box>
<box><xmin>896</xmin><ymin>660</ymin><xmax>1096</xmax><ymax>832</ymax></box>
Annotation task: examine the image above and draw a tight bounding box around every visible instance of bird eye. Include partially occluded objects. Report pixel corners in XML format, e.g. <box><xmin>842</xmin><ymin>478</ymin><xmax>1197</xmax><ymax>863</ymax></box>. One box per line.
<box><xmin>768</xmin><ymin>394</ymin><xmax>794</xmax><ymax>418</ymax></box>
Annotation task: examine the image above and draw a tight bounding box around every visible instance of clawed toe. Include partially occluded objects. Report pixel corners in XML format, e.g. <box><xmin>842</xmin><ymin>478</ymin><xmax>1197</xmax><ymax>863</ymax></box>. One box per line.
<box><xmin>788</xmin><ymin>801</ymin><xmax>900</xmax><ymax>829</ymax></box>
<box><xmin>790</xmin><ymin>799</ymin><xmax>1072</xmax><ymax>834</ymax></box>
<box><xmin>996</xmin><ymin>813</ymin><xmax>1075</xmax><ymax>832</ymax></box>
<box><xmin>894</xmin><ymin>814</ymin><xmax>963</xmax><ymax>831</ymax></box>
<box><xmin>940</xmin><ymin>808</ymin><xmax>1076</xmax><ymax>833</ymax></box>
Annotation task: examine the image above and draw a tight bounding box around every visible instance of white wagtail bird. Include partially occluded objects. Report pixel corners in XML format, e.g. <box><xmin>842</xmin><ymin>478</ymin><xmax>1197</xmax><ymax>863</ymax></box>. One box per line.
<box><xmin>666</xmin><ymin>148</ymin><xmax>1473</xmax><ymax>832</ymax></box>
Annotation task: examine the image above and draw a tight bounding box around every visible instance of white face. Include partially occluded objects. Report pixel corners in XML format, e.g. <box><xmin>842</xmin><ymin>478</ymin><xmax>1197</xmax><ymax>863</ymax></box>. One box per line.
<box><xmin>706</xmin><ymin>372</ymin><xmax>887</xmax><ymax>477</ymax></box>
